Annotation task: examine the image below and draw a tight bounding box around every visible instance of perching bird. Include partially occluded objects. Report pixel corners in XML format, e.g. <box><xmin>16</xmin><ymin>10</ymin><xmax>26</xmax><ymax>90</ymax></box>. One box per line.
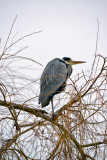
<box><xmin>39</xmin><ymin>57</ymin><xmax>85</xmax><ymax>118</ymax></box>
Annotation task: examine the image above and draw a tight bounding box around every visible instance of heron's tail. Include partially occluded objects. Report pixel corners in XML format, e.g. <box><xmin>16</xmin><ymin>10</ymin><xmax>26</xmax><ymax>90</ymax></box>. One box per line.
<box><xmin>38</xmin><ymin>92</ymin><xmax>50</xmax><ymax>107</ymax></box>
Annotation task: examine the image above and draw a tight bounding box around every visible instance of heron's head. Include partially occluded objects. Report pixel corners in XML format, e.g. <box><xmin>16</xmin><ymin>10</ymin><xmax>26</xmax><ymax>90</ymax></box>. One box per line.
<box><xmin>62</xmin><ymin>57</ymin><xmax>86</xmax><ymax>65</ymax></box>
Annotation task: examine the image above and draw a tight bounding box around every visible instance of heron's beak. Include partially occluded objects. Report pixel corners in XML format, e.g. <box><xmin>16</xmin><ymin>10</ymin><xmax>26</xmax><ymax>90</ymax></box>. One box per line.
<box><xmin>70</xmin><ymin>60</ymin><xmax>86</xmax><ymax>65</ymax></box>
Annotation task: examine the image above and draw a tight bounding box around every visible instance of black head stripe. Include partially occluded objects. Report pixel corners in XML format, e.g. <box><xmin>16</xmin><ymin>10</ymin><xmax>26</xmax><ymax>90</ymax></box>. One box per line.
<box><xmin>59</xmin><ymin>59</ymin><xmax>66</xmax><ymax>64</ymax></box>
<box><xmin>62</xmin><ymin>57</ymin><xmax>71</xmax><ymax>61</ymax></box>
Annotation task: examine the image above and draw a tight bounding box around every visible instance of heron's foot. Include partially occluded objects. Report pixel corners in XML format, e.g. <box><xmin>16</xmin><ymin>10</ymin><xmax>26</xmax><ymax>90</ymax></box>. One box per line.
<box><xmin>52</xmin><ymin>116</ymin><xmax>54</xmax><ymax>120</ymax></box>
<box><xmin>51</xmin><ymin>113</ymin><xmax>57</xmax><ymax>120</ymax></box>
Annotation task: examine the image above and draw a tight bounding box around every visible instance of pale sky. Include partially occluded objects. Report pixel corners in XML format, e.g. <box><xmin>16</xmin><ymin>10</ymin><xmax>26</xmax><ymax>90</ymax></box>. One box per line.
<box><xmin>0</xmin><ymin>0</ymin><xmax>107</xmax><ymax>76</ymax></box>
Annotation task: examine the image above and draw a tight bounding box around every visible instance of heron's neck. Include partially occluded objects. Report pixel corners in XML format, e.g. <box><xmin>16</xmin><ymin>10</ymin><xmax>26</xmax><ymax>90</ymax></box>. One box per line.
<box><xmin>66</xmin><ymin>64</ymin><xmax>73</xmax><ymax>77</ymax></box>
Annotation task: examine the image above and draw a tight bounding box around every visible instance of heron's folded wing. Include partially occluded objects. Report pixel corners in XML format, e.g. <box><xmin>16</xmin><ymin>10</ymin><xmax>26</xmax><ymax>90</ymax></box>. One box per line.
<box><xmin>40</xmin><ymin>58</ymin><xmax>67</xmax><ymax>93</ymax></box>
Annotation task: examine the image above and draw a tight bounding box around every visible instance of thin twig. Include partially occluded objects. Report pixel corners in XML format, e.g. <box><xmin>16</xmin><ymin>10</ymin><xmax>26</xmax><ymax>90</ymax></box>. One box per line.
<box><xmin>1</xmin><ymin>15</ymin><xmax>17</xmax><ymax>58</ymax></box>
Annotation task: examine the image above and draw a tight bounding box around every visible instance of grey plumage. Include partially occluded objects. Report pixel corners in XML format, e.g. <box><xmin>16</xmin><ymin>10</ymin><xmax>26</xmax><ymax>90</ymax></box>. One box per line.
<box><xmin>38</xmin><ymin>58</ymin><xmax>72</xmax><ymax>107</ymax></box>
<box><xmin>38</xmin><ymin>57</ymin><xmax>85</xmax><ymax>118</ymax></box>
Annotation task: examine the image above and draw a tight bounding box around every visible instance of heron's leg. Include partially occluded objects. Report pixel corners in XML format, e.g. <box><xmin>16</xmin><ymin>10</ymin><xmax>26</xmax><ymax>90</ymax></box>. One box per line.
<box><xmin>51</xmin><ymin>98</ymin><xmax>54</xmax><ymax>120</ymax></box>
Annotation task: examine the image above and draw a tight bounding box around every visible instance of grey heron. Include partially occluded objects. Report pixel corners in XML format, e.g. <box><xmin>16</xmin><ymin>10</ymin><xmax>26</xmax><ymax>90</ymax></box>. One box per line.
<box><xmin>39</xmin><ymin>57</ymin><xmax>85</xmax><ymax>119</ymax></box>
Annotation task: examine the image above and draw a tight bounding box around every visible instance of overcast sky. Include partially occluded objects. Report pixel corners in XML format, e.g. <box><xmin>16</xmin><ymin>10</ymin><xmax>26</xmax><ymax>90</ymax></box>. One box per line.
<box><xmin>0</xmin><ymin>0</ymin><xmax>107</xmax><ymax>76</ymax></box>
